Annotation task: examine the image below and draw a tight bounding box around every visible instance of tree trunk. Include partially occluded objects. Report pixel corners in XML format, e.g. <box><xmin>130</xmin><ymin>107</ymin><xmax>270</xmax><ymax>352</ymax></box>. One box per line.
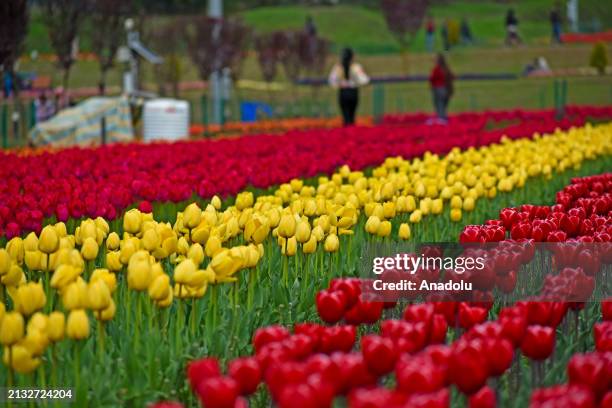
<box><xmin>99</xmin><ymin>68</ymin><xmax>107</xmax><ymax>95</ymax></box>
<box><xmin>62</xmin><ymin>67</ymin><xmax>71</xmax><ymax>90</ymax></box>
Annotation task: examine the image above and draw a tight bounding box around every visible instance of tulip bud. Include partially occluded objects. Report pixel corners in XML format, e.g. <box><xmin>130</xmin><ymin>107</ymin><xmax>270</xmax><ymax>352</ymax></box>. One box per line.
<box><xmin>81</xmin><ymin>237</ymin><xmax>99</xmax><ymax>261</ymax></box>
<box><xmin>450</xmin><ymin>195</ymin><xmax>463</xmax><ymax>209</ymax></box>
<box><xmin>398</xmin><ymin>223</ymin><xmax>411</xmax><ymax>240</ymax></box>
<box><xmin>377</xmin><ymin>221</ymin><xmax>392</xmax><ymax>238</ymax></box>
<box><xmin>47</xmin><ymin>312</ymin><xmax>65</xmax><ymax>342</ymax></box>
<box><xmin>295</xmin><ymin>221</ymin><xmax>311</xmax><ymax>244</ymax></box>
<box><xmin>409</xmin><ymin>210</ymin><xmax>423</xmax><ymax>224</ymax></box>
<box><xmin>14</xmin><ymin>282</ymin><xmax>46</xmax><ymax>316</ymax></box>
<box><xmin>365</xmin><ymin>216</ymin><xmax>381</xmax><ymax>235</ymax></box>
<box><xmin>183</xmin><ymin>203</ymin><xmax>202</xmax><ymax>229</ymax></box>
<box><xmin>106</xmin><ymin>251</ymin><xmax>122</xmax><ymax>272</ymax></box>
<box><xmin>23</xmin><ymin>232</ymin><xmax>39</xmax><ymax>252</ymax></box>
<box><xmin>382</xmin><ymin>202</ymin><xmax>396</xmax><ymax>219</ymax></box>
<box><xmin>1</xmin><ymin>264</ymin><xmax>23</xmax><ymax>287</ymax></box>
<box><xmin>0</xmin><ymin>249</ymin><xmax>11</xmax><ymax>275</ymax></box>
<box><xmin>0</xmin><ymin>312</ymin><xmax>24</xmax><ymax>345</ymax></box>
<box><xmin>463</xmin><ymin>197</ymin><xmax>476</xmax><ymax>212</ymax></box>
<box><xmin>283</xmin><ymin>237</ymin><xmax>297</xmax><ymax>256</ymax></box>
<box><xmin>205</xmin><ymin>235</ymin><xmax>222</xmax><ymax>258</ymax></box>
<box><xmin>38</xmin><ymin>225</ymin><xmax>59</xmax><ymax>254</ymax></box>
<box><xmin>87</xmin><ymin>279</ymin><xmax>111</xmax><ymax>311</ymax></box>
<box><xmin>119</xmin><ymin>240</ymin><xmax>137</xmax><ymax>265</ymax></box>
<box><xmin>450</xmin><ymin>208</ymin><xmax>462</xmax><ymax>222</ymax></box>
<box><xmin>149</xmin><ymin>274</ymin><xmax>171</xmax><ymax>301</ymax></box>
<box><xmin>211</xmin><ymin>195</ymin><xmax>222</xmax><ymax>210</ymax></box>
<box><xmin>106</xmin><ymin>232</ymin><xmax>120</xmax><ymax>251</ymax></box>
<box><xmin>188</xmin><ymin>243</ymin><xmax>205</xmax><ymax>266</ymax></box>
<box><xmin>97</xmin><ymin>299</ymin><xmax>116</xmax><ymax>321</ymax></box>
<box><xmin>278</xmin><ymin>214</ymin><xmax>297</xmax><ymax>238</ymax></box>
<box><xmin>24</xmin><ymin>250</ymin><xmax>42</xmax><ymax>271</ymax></box>
<box><xmin>66</xmin><ymin>309</ymin><xmax>90</xmax><ymax>340</ymax></box>
<box><xmin>303</xmin><ymin>236</ymin><xmax>317</xmax><ymax>254</ymax></box>
<box><xmin>3</xmin><ymin>344</ymin><xmax>40</xmax><ymax>374</ymax></box>
<box><xmin>50</xmin><ymin>264</ymin><xmax>80</xmax><ymax>290</ymax></box>
<box><xmin>127</xmin><ymin>259</ymin><xmax>152</xmax><ymax>291</ymax></box>
<box><xmin>324</xmin><ymin>234</ymin><xmax>340</xmax><ymax>253</ymax></box>
<box><xmin>6</xmin><ymin>237</ymin><xmax>24</xmax><ymax>264</ymax></box>
<box><xmin>142</xmin><ymin>229</ymin><xmax>161</xmax><ymax>252</ymax></box>
<box><xmin>123</xmin><ymin>209</ymin><xmax>143</xmax><ymax>234</ymax></box>
<box><xmin>431</xmin><ymin>199</ymin><xmax>443</xmax><ymax>215</ymax></box>
<box><xmin>91</xmin><ymin>269</ymin><xmax>117</xmax><ymax>293</ymax></box>
<box><xmin>62</xmin><ymin>279</ymin><xmax>87</xmax><ymax>310</ymax></box>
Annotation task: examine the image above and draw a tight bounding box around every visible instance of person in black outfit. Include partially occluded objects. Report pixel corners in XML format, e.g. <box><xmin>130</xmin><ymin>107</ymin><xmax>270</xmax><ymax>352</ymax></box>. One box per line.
<box><xmin>328</xmin><ymin>48</ymin><xmax>370</xmax><ymax>126</ymax></box>
<box><xmin>505</xmin><ymin>9</ymin><xmax>522</xmax><ymax>46</ymax></box>
<box><xmin>550</xmin><ymin>5</ymin><xmax>562</xmax><ymax>44</ymax></box>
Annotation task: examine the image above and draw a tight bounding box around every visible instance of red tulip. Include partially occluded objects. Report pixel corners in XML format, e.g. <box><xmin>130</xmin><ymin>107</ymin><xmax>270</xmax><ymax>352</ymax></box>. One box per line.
<box><xmin>319</xmin><ymin>325</ymin><xmax>356</xmax><ymax>353</ymax></box>
<box><xmin>567</xmin><ymin>353</ymin><xmax>611</xmax><ymax>398</ymax></box>
<box><xmin>196</xmin><ymin>376</ymin><xmax>239</xmax><ymax>408</ymax></box>
<box><xmin>458</xmin><ymin>303</ymin><xmax>488</xmax><ymax>330</ymax></box>
<box><xmin>361</xmin><ymin>335</ymin><xmax>398</xmax><ymax>376</ymax></box>
<box><xmin>405</xmin><ymin>389</ymin><xmax>449</xmax><ymax>408</ymax></box>
<box><xmin>187</xmin><ymin>358</ymin><xmax>221</xmax><ymax>391</ymax></box>
<box><xmin>521</xmin><ymin>325</ymin><xmax>555</xmax><ymax>361</ymax></box>
<box><xmin>530</xmin><ymin>384</ymin><xmax>596</xmax><ymax>408</ymax></box>
<box><xmin>603</xmin><ymin>299</ymin><xmax>612</xmax><ymax>321</ymax></box>
<box><xmin>228</xmin><ymin>357</ymin><xmax>261</xmax><ymax>396</ymax></box>
<box><xmin>277</xmin><ymin>384</ymin><xmax>319</xmax><ymax>408</ymax></box>
<box><xmin>253</xmin><ymin>325</ymin><xmax>290</xmax><ymax>353</ymax></box>
<box><xmin>148</xmin><ymin>402</ymin><xmax>184</xmax><ymax>408</ymax></box>
<box><xmin>449</xmin><ymin>340</ymin><xmax>488</xmax><ymax>395</ymax></box>
<box><xmin>468</xmin><ymin>386</ymin><xmax>496</xmax><ymax>408</ymax></box>
<box><xmin>316</xmin><ymin>289</ymin><xmax>347</xmax><ymax>324</ymax></box>
<box><xmin>395</xmin><ymin>355</ymin><xmax>446</xmax><ymax>394</ymax></box>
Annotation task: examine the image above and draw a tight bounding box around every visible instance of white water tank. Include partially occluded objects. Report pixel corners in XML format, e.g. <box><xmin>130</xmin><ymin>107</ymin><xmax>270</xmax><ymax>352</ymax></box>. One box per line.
<box><xmin>143</xmin><ymin>98</ymin><xmax>190</xmax><ymax>141</ymax></box>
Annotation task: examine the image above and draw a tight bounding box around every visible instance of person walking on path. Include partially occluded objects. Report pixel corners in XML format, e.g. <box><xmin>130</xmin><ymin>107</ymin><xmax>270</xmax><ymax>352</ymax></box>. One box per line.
<box><xmin>505</xmin><ymin>9</ymin><xmax>522</xmax><ymax>46</ymax></box>
<box><xmin>328</xmin><ymin>48</ymin><xmax>370</xmax><ymax>126</ymax></box>
<box><xmin>550</xmin><ymin>4</ymin><xmax>563</xmax><ymax>44</ymax></box>
<box><xmin>425</xmin><ymin>17</ymin><xmax>436</xmax><ymax>52</ymax></box>
<box><xmin>429</xmin><ymin>53</ymin><xmax>454</xmax><ymax>124</ymax></box>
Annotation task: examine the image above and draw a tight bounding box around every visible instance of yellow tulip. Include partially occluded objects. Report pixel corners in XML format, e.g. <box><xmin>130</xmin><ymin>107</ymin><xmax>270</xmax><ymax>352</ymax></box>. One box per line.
<box><xmin>1</xmin><ymin>264</ymin><xmax>23</xmax><ymax>286</ymax></box>
<box><xmin>50</xmin><ymin>264</ymin><xmax>80</xmax><ymax>289</ymax></box>
<box><xmin>382</xmin><ymin>202</ymin><xmax>396</xmax><ymax>219</ymax></box>
<box><xmin>62</xmin><ymin>279</ymin><xmax>87</xmax><ymax>310</ymax></box>
<box><xmin>0</xmin><ymin>303</ymin><xmax>4</xmax><ymax>323</ymax></box>
<box><xmin>47</xmin><ymin>312</ymin><xmax>65</xmax><ymax>342</ymax></box>
<box><xmin>155</xmin><ymin>290</ymin><xmax>174</xmax><ymax>308</ymax></box>
<box><xmin>377</xmin><ymin>221</ymin><xmax>392</xmax><ymax>238</ymax></box>
<box><xmin>142</xmin><ymin>228</ymin><xmax>161</xmax><ymax>252</ymax></box>
<box><xmin>0</xmin><ymin>312</ymin><xmax>24</xmax><ymax>345</ymax></box>
<box><xmin>188</xmin><ymin>243</ymin><xmax>205</xmax><ymax>266</ymax></box>
<box><xmin>409</xmin><ymin>210</ymin><xmax>423</xmax><ymax>224</ymax></box>
<box><xmin>431</xmin><ymin>199</ymin><xmax>443</xmax><ymax>215</ymax></box>
<box><xmin>398</xmin><ymin>223</ymin><xmax>411</xmax><ymax>240</ymax></box>
<box><xmin>66</xmin><ymin>309</ymin><xmax>90</xmax><ymax>340</ymax></box>
<box><xmin>202</xmin><ymin>235</ymin><xmax>219</xmax><ymax>258</ymax></box>
<box><xmin>149</xmin><ymin>274</ymin><xmax>171</xmax><ymax>301</ymax></box>
<box><xmin>295</xmin><ymin>221</ymin><xmax>311</xmax><ymax>243</ymax></box>
<box><xmin>283</xmin><ymin>237</ymin><xmax>297</xmax><ymax>256</ymax></box>
<box><xmin>0</xmin><ymin>248</ymin><xmax>11</xmax><ymax>275</ymax></box>
<box><xmin>127</xmin><ymin>259</ymin><xmax>152</xmax><ymax>291</ymax></box>
<box><xmin>123</xmin><ymin>209</ymin><xmax>143</xmax><ymax>234</ymax></box>
<box><xmin>365</xmin><ymin>216</ymin><xmax>381</xmax><ymax>235</ymax></box>
<box><xmin>278</xmin><ymin>213</ymin><xmax>297</xmax><ymax>238</ymax></box>
<box><xmin>236</xmin><ymin>191</ymin><xmax>254</xmax><ymax>210</ymax></box>
<box><xmin>174</xmin><ymin>259</ymin><xmax>197</xmax><ymax>285</ymax></box>
<box><xmin>14</xmin><ymin>282</ymin><xmax>46</xmax><ymax>316</ymax></box>
<box><xmin>24</xmin><ymin>250</ymin><xmax>43</xmax><ymax>271</ymax></box>
<box><xmin>450</xmin><ymin>195</ymin><xmax>462</xmax><ymax>209</ymax></box>
<box><xmin>211</xmin><ymin>195</ymin><xmax>222</xmax><ymax>210</ymax></box>
<box><xmin>3</xmin><ymin>344</ymin><xmax>40</xmax><ymax>374</ymax></box>
<box><xmin>87</xmin><ymin>279</ymin><xmax>111</xmax><ymax>311</ymax></box>
<box><xmin>450</xmin><ymin>208</ymin><xmax>462</xmax><ymax>222</ymax></box>
<box><xmin>106</xmin><ymin>251</ymin><xmax>122</xmax><ymax>272</ymax></box>
<box><xmin>7</xmin><ymin>237</ymin><xmax>24</xmax><ymax>264</ymax></box>
<box><xmin>463</xmin><ymin>197</ymin><xmax>475</xmax><ymax>212</ymax></box>
<box><xmin>303</xmin><ymin>236</ymin><xmax>317</xmax><ymax>254</ymax></box>
<box><xmin>91</xmin><ymin>268</ymin><xmax>117</xmax><ymax>293</ymax></box>
<box><xmin>97</xmin><ymin>299</ymin><xmax>116</xmax><ymax>321</ymax></box>
<box><xmin>23</xmin><ymin>232</ymin><xmax>38</xmax><ymax>252</ymax></box>
<box><xmin>21</xmin><ymin>328</ymin><xmax>48</xmax><ymax>356</ymax></box>
<box><xmin>183</xmin><ymin>203</ymin><xmax>202</xmax><ymax>229</ymax></box>
<box><xmin>81</xmin><ymin>237</ymin><xmax>99</xmax><ymax>261</ymax></box>
<box><xmin>312</xmin><ymin>226</ymin><xmax>325</xmax><ymax>242</ymax></box>
<box><xmin>324</xmin><ymin>234</ymin><xmax>340</xmax><ymax>253</ymax></box>
<box><xmin>38</xmin><ymin>225</ymin><xmax>59</xmax><ymax>254</ymax></box>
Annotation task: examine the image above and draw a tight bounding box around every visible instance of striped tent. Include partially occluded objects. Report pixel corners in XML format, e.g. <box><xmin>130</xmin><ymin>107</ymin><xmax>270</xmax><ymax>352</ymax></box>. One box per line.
<box><xmin>30</xmin><ymin>96</ymin><xmax>133</xmax><ymax>147</ymax></box>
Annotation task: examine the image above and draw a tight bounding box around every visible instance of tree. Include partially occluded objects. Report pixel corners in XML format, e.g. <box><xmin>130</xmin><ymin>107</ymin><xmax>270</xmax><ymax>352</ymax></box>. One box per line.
<box><xmin>380</xmin><ymin>0</ymin><xmax>428</xmax><ymax>72</ymax></box>
<box><xmin>185</xmin><ymin>16</ymin><xmax>250</xmax><ymax>83</ymax></box>
<box><xmin>150</xmin><ymin>19</ymin><xmax>186</xmax><ymax>98</ymax></box>
<box><xmin>590</xmin><ymin>42</ymin><xmax>608</xmax><ymax>75</ymax></box>
<box><xmin>0</xmin><ymin>0</ymin><xmax>28</xmax><ymax>95</ymax></box>
<box><xmin>254</xmin><ymin>32</ymin><xmax>283</xmax><ymax>84</ymax></box>
<box><xmin>90</xmin><ymin>0</ymin><xmax>133</xmax><ymax>94</ymax></box>
<box><xmin>42</xmin><ymin>0</ymin><xmax>89</xmax><ymax>89</ymax></box>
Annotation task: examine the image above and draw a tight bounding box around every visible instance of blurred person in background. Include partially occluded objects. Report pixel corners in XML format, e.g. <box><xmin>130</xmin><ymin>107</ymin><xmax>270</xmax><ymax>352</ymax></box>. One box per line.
<box><xmin>425</xmin><ymin>16</ymin><xmax>436</xmax><ymax>52</ymax></box>
<box><xmin>505</xmin><ymin>9</ymin><xmax>522</xmax><ymax>45</ymax></box>
<box><xmin>328</xmin><ymin>48</ymin><xmax>370</xmax><ymax>126</ymax></box>
<box><xmin>305</xmin><ymin>15</ymin><xmax>317</xmax><ymax>37</ymax></box>
<box><xmin>34</xmin><ymin>92</ymin><xmax>56</xmax><ymax>123</ymax></box>
<box><xmin>550</xmin><ymin>3</ymin><xmax>563</xmax><ymax>44</ymax></box>
<box><xmin>441</xmin><ymin>19</ymin><xmax>450</xmax><ymax>51</ymax></box>
<box><xmin>429</xmin><ymin>53</ymin><xmax>454</xmax><ymax>124</ymax></box>
<box><xmin>461</xmin><ymin>17</ymin><xmax>474</xmax><ymax>44</ymax></box>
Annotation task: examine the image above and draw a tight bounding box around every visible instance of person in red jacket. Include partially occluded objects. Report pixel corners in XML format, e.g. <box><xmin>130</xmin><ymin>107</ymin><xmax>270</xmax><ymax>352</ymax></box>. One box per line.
<box><xmin>429</xmin><ymin>54</ymin><xmax>454</xmax><ymax>123</ymax></box>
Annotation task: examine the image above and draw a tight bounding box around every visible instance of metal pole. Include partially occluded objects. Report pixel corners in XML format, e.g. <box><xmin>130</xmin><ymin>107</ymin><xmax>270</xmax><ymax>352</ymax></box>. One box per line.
<box><xmin>208</xmin><ymin>0</ymin><xmax>223</xmax><ymax>125</ymax></box>
<box><xmin>101</xmin><ymin>116</ymin><xmax>107</xmax><ymax>145</ymax></box>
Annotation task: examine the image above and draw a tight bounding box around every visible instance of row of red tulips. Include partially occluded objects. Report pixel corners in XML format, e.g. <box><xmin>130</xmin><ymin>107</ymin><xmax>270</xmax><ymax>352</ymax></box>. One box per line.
<box><xmin>2</xmin><ymin>106</ymin><xmax>612</xmax><ymax>239</ymax></box>
<box><xmin>150</xmin><ymin>172</ymin><xmax>611</xmax><ymax>407</ymax></box>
